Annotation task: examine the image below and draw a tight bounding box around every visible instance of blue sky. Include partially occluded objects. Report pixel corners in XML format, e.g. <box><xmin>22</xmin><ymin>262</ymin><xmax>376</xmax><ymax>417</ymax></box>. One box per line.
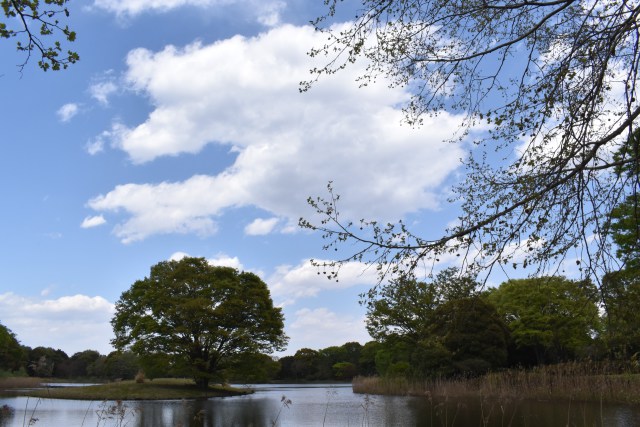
<box><xmin>0</xmin><ymin>0</ymin><xmax>494</xmax><ymax>357</ymax></box>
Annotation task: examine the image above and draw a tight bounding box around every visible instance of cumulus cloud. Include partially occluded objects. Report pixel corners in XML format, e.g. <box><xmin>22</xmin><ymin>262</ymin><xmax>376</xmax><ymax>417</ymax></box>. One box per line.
<box><xmin>245</xmin><ymin>217</ymin><xmax>279</xmax><ymax>236</ymax></box>
<box><xmin>0</xmin><ymin>292</ymin><xmax>115</xmax><ymax>355</ymax></box>
<box><xmin>169</xmin><ymin>251</ymin><xmax>244</xmax><ymax>270</ymax></box>
<box><xmin>88</xmin><ymin>176</ymin><xmax>223</xmax><ymax>243</ymax></box>
<box><xmin>207</xmin><ymin>254</ymin><xmax>244</xmax><ymax>270</ymax></box>
<box><xmin>88</xmin><ymin>25</ymin><xmax>465</xmax><ymax>243</ymax></box>
<box><xmin>285</xmin><ymin>308</ymin><xmax>370</xmax><ymax>353</ymax></box>
<box><xmin>162</xmin><ymin>253</ymin><xmax>371</xmax><ymax>305</ymax></box>
<box><xmin>81</xmin><ymin>215</ymin><xmax>107</xmax><ymax>228</ymax></box>
<box><xmin>268</xmin><ymin>259</ymin><xmax>378</xmax><ymax>305</ymax></box>
<box><xmin>57</xmin><ymin>103</ymin><xmax>80</xmax><ymax>122</ymax></box>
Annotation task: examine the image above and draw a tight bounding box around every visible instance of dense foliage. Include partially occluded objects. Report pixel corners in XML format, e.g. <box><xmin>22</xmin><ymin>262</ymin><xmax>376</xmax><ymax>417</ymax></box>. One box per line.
<box><xmin>277</xmin><ymin>342</ymin><xmax>365</xmax><ymax>381</ymax></box>
<box><xmin>363</xmin><ymin>269</ymin><xmax>509</xmax><ymax>377</ymax></box>
<box><xmin>341</xmin><ymin>272</ymin><xmax>620</xmax><ymax>380</ymax></box>
<box><xmin>111</xmin><ymin>257</ymin><xmax>287</xmax><ymax>388</ymax></box>
<box><xmin>486</xmin><ymin>277</ymin><xmax>601</xmax><ymax>365</ymax></box>
<box><xmin>601</xmin><ymin>270</ymin><xmax>640</xmax><ymax>359</ymax></box>
<box><xmin>0</xmin><ymin>322</ymin><xmax>23</xmax><ymax>372</ymax></box>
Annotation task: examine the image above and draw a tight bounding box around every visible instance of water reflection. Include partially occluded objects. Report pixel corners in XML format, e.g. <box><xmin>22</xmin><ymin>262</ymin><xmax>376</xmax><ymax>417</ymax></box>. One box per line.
<box><xmin>1</xmin><ymin>383</ymin><xmax>640</xmax><ymax>426</ymax></box>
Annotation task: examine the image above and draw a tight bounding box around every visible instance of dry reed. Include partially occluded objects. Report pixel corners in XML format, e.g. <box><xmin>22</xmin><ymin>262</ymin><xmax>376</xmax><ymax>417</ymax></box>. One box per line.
<box><xmin>0</xmin><ymin>377</ymin><xmax>43</xmax><ymax>391</ymax></box>
<box><xmin>352</xmin><ymin>361</ymin><xmax>640</xmax><ymax>404</ymax></box>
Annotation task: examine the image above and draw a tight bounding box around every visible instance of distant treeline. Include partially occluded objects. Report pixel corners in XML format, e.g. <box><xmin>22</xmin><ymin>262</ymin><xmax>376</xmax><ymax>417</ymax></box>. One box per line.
<box><xmin>1</xmin><ymin>322</ymin><xmax>371</xmax><ymax>382</ymax></box>
<box><xmin>0</xmin><ymin>342</ymin><xmax>142</xmax><ymax>381</ymax></box>
<box><xmin>3</xmin><ymin>270</ymin><xmax>640</xmax><ymax>383</ymax></box>
<box><xmin>0</xmin><ymin>333</ymin><xmax>370</xmax><ymax>382</ymax></box>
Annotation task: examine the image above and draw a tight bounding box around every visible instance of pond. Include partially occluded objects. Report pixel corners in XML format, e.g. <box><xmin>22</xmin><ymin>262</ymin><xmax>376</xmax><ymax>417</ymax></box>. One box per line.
<box><xmin>1</xmin><ymin>383</ymin><xmax>640</xmax><ymax>426</ymax></box>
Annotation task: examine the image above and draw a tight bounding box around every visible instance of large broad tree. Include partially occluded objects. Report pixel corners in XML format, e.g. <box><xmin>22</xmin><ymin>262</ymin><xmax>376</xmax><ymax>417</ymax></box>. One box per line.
<box><xmin>486</xmin><ymin>276</ymin><xmax>601</xmax><ymax>364</ymax></box>
<box><xmin>364</xmin><ymin>268</ymin><xmax>478</xmax><ymax>342</ymax></box>
<box><xmin>111</xmin><ymin>257</ymin><xmax>287</xmax><ymax>389</ymax></box>
<box><xmin>365</xmin><ymin>268</ymin><xmax>508</xmax><ymax>377</ymax></box>
<box><xmin>301</xmin><ymin>0</ymin><xmax>640</xmax><ymax>286</ymax></box>
<box><xmin>1</xmin><ymin>0</ymin><xmax>77</xmax><ymax>71</ymax></box>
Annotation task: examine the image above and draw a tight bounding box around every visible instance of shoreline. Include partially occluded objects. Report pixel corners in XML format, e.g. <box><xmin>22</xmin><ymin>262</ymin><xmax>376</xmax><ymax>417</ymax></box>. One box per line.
<box><xmin>1</xmin><ymin>378</ymin><xmax>249</xmax><ymax>401</ymax></box>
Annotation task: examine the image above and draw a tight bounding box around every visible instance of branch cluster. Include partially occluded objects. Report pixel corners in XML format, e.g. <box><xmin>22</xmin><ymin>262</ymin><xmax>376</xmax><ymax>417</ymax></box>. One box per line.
<box><xmin>301</xmin><ymin>0</ymin><xmax>640</xmax><ymax>285</ymax></box>
<box><xmin>1</xmin><ymin>0</ymin><xmax>78</xmax><ymax>71</ymax></box>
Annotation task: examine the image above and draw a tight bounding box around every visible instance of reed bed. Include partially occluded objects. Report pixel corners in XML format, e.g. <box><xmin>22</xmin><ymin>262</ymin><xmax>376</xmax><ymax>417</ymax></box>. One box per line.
<box><xmin>352</xmin><ymin>361</ymin><xmax>640</xmax><ymax>404</ymax></box>
<box><xmin>0</xmin><ymin>376</ymin><xmax>43</xmax><ymax>392</ymax></box>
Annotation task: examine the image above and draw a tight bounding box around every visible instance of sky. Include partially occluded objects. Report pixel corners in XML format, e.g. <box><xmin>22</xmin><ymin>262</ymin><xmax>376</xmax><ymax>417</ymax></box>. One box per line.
<box><xmin>0</xmin><ymin>0</ymin><xmax>486</xmax><ymax>357</ymax></box>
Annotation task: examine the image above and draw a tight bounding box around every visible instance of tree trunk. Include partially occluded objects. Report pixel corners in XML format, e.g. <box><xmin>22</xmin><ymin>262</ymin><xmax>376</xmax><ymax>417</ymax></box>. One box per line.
<box><xmin>195</xmin><ymin>377</ymin><xmax>209</xmax><ymax>389</ymax></box>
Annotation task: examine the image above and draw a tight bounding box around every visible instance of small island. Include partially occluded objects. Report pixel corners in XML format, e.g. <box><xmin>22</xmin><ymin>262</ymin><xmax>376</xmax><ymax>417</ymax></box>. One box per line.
<box><xmin>4</xmin><ymin>378</ymin><xmax>248</xmax><ymax>401</ymax></box>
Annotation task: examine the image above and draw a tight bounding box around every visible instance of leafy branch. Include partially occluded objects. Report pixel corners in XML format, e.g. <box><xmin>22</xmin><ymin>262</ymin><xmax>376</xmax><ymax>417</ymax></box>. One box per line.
<box><xmin>1</xmin><ymin>0</ymin><xmax>78</xmax><ymax>72</ymax></box>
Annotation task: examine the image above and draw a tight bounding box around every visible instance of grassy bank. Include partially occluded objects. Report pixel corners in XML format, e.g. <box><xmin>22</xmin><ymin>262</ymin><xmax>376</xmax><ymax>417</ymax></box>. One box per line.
<box><xmin>1</xmin><ymin>378</ymin><xmax>249</xmax><ymax>400</ymax></box>
<box><xmin>353</xmin><ymin>362</ymin><xmax>640</xmax><ymax>404</ymax></box>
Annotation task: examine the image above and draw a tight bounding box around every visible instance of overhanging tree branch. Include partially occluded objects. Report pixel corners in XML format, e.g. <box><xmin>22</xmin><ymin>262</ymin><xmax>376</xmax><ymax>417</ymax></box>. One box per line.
<box><xmin>301</xmin><ymin>0</ymin><xmax>640</xmax><ymax>288</ymax></box>
<box><xmin>1</xmin><ymin>0</ymin><xmax>78</xmax><ymax>72</ymax></box>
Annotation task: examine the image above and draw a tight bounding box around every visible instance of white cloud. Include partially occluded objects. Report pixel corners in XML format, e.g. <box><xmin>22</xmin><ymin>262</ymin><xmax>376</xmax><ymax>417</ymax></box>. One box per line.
<box><xmin>81</xmin><ymin>215</ymin><xmax>107</xmax><ymax>228</ymax></box>
<box><xmin>284</xmin><ymin>308</ymin><xmax>370</xmax><ymax>353</ymax></box>
<box><xmin>168</xmin><ymin>251</ymin><xmax>244</xmax><ymax>270</ymax></box>
<box><xmin>85</xmin><ymin>123</ymin><xmax>129</xmax><ymax>156</ymax></box>
<box><xmin>90</xmin><ymin>81</ymin><xmax>118</xmax><ymax>106</ymax></box>
<box><xmin>86</xmin><ymin>133</ymin><xmax>107</xmax><ymax>155</ymax></box>
<box><xmin>0</xmin><ymin>293</ymin><xmax>115</xmax><ymax>355</ymax></box>
<box><xmin>207</xmin><ymin>254</ymin><xmax>244</xmax><ymax>270</ymax></box>
<box><xmin>245</xmin><ymin>217</ymin><xmax>279</xmax><ymax>236</ymax></box>
<box><xmin>89</xmin><ymin>25</ymin><xmax>465</xmax><ymax>243</ymax></box>
<box><xmin>88</xmin><ymin>176</ymin><xmax>223</xmax><ymax>243</ymax></box>
<box><xmin>255</xmin><ymin>0</ymin><xmax>285</xmax><ymax>27</ymax></box>
<box><xmin>169</xmin><ymin>251</ymin><xmax>190</xmax><ymax>261</ymax></box>
<box><xmin>268</xmin><ymin>259</ymin><xmax>378</xmax><ymax>305</ymax></box>
<box><xmin>57</xmin><ymin>103</ymin><xmax>79</xmax><ymax>122</ymax></box>
<box><xmin>40</xmin><ymin>286</ymin><xmax>54</xmax><ymax>297</ymax></box>
<box><xmin>86</xmin><ymin>143</ymin><xmax>104</xmax><ymax>156</ymax></box>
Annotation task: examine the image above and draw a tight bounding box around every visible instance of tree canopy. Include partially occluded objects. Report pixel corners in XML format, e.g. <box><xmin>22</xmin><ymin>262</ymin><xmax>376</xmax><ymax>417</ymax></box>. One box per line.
<box><xmin>364</xmin><ymin>268</ymin><xmax>478</xmax><ymax>342</ymax></box>
<box><xmin>1</xmin><ymin>0</ymin><xmax>78</xmax><ymax>71</ymax></box>
<box><xmin>0</xmin><ymin>322</ymin><xmax>23</xmax><ymax>372</ymax></box>
<box><xmin>111</xmin><ymin>257</ymin><xmax>287</xmax><ymax>389</ymax></box>
<box><xmin>301</xmin><ymin>0</ymin><xmax>640</xmax><ymax>286</ymax></box>
<box><xmin>600</xmin><ymin>269</ymin><xmax>640</xmax><ymax>358</ymax></box>
<box><xmin>486</xmin><ymin>276</ymin><xmax>601</xmax><ymax>364</ymax></box>
<box><xmin>363</xmin><ymin>269</ymin><xmax>508</xmax><ymax>377</ymax></box>
<box><xmin>430</xmin><ymin>297</ymin><xmax>510</xmax><ymax>375</ymax></box>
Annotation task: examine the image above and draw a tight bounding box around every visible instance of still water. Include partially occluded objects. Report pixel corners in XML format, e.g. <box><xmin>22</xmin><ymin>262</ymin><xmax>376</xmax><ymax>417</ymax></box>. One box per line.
<box><xmin>1</xmin><ymin>383</ymin><xmax>640</xmax><ymax>426</ymax></box>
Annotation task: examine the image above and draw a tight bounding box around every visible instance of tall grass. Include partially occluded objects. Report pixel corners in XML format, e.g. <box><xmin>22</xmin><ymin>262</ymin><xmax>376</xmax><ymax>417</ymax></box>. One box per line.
<box><xmin>352</xmin><ymin>361</ymin><xmax>640</xmax><ymax>404</ymax></box>
<box><xmin>0</xmin><ymin>377</ymin><xmax>43</xmax><ymax>392</ymax></box>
